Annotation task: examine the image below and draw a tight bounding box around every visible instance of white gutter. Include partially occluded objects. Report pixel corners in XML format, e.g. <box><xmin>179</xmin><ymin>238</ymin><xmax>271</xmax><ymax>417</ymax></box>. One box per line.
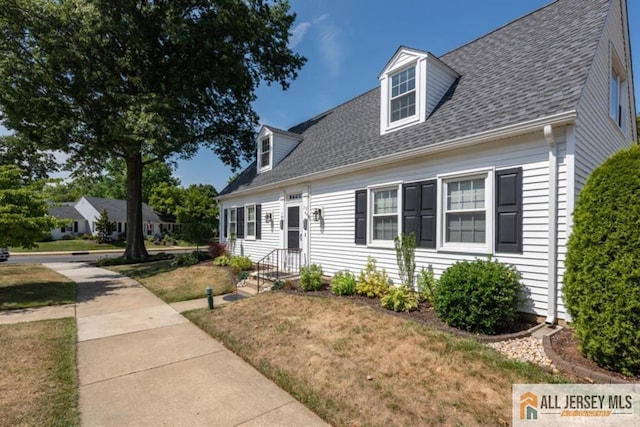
<box><xmin>544</xmin><ymin>124</ymin><xmax>558</xmax><ymax>325</ymax></box>
<box><xmin>218</xmin><ymin>110</ymin><xmax>577</xmax><ymax>201</ymax></box>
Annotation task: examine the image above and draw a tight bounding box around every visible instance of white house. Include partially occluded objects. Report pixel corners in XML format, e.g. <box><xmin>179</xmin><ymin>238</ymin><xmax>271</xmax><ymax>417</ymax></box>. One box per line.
<box><xmin>217</xmin><ymin>0</ymin><xmax>637</xmax><ymax>323</ymax></box>
<box><xmin>49</xmin><ymin>196</ymin><xmax>178</xmax><ymax>240</ymax></box>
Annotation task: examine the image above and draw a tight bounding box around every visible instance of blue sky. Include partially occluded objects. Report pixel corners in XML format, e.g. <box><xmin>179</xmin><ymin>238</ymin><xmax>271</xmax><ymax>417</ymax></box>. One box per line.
<box><xmin>2</xmin><ymin>1</ymin><xmax>639</xmax><ymax>192</ymax></box>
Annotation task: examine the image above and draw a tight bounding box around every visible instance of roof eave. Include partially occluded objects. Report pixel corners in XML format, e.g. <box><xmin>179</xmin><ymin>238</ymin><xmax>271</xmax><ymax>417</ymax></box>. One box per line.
<box><xmin>217</xmin><ymin>110</ymin><xmax>578</xmax><ymax>201</ymax></box>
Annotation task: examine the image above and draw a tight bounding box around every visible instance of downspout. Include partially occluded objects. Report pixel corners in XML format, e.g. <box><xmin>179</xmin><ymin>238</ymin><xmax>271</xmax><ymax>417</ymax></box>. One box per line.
<box><xmin>544</xmin><ymin>125</ymin><xmax>558</xmax><ymax>325</ymax></box>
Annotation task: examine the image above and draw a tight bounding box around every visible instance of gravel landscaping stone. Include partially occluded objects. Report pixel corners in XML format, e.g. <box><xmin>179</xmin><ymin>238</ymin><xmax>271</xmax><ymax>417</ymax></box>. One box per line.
<box><xmin>487</xmin><ymin>336</ymin><xmax>556</xmax><ymax>371</ymax></box>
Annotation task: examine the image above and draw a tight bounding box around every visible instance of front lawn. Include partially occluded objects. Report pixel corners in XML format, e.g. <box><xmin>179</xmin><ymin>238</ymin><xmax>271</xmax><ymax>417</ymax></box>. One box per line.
<box><xmin>10</xmin><ymin>239</ymin><xmax>127</xmax><ymax>252</ymax></box>
<box><xmin>107</xmin><ymin>260</ymin><xmax>234</xmax><ymax>303</ymax></box>
<box><xmin>0</xmin><ymin>265</ymin><xmax>76</xmax><ymax>310</ymax></box>
<box><xmin>186</xmin><ymin>292</ymin><xmax>569</xmax><ymax>426</ymax></box>
<box><xmin>0</xmin><ymin>318</ymin><xmax>79</xmax><ymax>426</ymax></box>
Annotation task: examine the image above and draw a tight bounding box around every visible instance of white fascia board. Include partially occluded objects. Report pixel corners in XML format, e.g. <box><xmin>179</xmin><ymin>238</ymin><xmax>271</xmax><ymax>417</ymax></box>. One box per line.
<box><xmin>217</xmin><ymin>110</ymin><xmax>578</xmax><ymax>200</ymax></box>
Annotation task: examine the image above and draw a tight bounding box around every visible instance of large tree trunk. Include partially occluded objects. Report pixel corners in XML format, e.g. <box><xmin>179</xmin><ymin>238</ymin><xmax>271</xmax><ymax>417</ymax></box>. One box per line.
<box><xmin>124</xmin><ymin>154</ymin><xmax>149</xmax><ymax>260</ymax></box>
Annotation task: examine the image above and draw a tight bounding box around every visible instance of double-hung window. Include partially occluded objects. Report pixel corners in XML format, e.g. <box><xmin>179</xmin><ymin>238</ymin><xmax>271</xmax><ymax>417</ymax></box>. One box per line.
<box><xmin>246</xmin><ymin>205</ymin><xmax>256</xmax><ymax>238</ymax></box>
<box><xmin>371</xmin><ymin>188</ymin><xmax>398</xmax><ymax>241</ymax></box>
<box><xmin>229</xmin><ymin>208</ymin><xmax>237</xmax><ymax>237</ymax></box>
<box><xmin>610</xmin><ymin>69</ymin><xmax>624</xmax><ymax>128</ymax></box>
<box><xmin>444</xmin><ymin>177</ymin><xmax>486</xmax><ymax>244</ymax></box>
<box><xmin>260</xmin><ymin>137</ymin><xmax>271</xmax><ymax>168</ymax></box>
<box><xmin>390</xmin><ymin>66</ymin><xmax>416</xmax><ymax>123</ymax></box>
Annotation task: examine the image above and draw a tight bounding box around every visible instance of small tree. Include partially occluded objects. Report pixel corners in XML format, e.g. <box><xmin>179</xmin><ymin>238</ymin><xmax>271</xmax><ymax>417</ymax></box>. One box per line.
<box><xmin>0</xmin><ymin>165</ymin><xmax>62</xmax><ymax>248</ymax></box>
<box><xmin>95</xmin><ymin>209</ymin><xmax>116</xmax><ymax>244</ymax></box>
<box><xmin>394</xmin><ymin>232</ymin><xmax>416</xmax><ymax>289</ymax></box>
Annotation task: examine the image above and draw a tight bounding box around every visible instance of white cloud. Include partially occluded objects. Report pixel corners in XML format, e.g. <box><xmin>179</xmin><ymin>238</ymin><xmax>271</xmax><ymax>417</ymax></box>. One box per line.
<box><xmin>289</xmin><ymin>14</ymin><xmax>343</xmax><ymax>77</ymax></box>
<box><xmin>290</xmin><ymin>21</ymin><xmax>312</xmax><ymax>48</ymax></box>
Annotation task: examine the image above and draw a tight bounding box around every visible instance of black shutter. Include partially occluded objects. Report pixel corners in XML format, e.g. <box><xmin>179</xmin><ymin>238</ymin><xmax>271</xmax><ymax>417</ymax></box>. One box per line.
<box><xmin>236</xmin><ymin>207</ymin><xmax>245</xmax><ymax>239</ymax></box>
<box><xmin>402</xmin><ymin>183</ymin><xmax>418</xmax><ymax>238</ymax></box>
<box><xmin>223</xmin><ymin>209</ymin><xmax>228</xmax><ymax>238</ymax></box>
<box><xmin>402</xmin><ymin>180</ymin><xmax>437</xmax><ymax>248</ymax></box>
<box><xmin>495</xmin><ymin>168</ymin><xmax>523</xmax><ymax>253</ymax></box>
<box><xmin>355</xmin><ymin>190</ymin><xmax>367</xmax><ymax>245</ymax></box>
<box><xmin>256</xmin><ymin>204</ymin><xmax>262</xmax><ymax>240</ymax></box>
<box><xmin>418</xmin><ymin>180</ymin><xmax>437</xmax><ymax>248</ymax></box>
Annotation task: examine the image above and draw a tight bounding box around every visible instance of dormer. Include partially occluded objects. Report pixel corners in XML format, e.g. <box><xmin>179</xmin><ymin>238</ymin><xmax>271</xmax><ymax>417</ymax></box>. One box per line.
<box><xmin>379</xmin><ymin>47</ymin><xmax>459</xmax><ymax>135</ymax></box>
<box><xmin>256</xmin><ymin>125</ymin><xmax>303</xmax><ymax>174</ymax></box>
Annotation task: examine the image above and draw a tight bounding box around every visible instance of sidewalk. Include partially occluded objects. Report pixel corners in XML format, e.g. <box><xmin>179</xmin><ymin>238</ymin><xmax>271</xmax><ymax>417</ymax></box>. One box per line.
<box><xmin>44</xmin><ymin>262</ymin><xmax>328</xmax><ymax>427</ymax></box>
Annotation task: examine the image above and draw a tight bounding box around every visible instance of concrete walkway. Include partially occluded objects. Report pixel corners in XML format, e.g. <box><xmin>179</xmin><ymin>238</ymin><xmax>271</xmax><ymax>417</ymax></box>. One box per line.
<box><xmin>43</xmin><ymin>262</ymin><xmax>328</xmax><ymax>427</ymax></box>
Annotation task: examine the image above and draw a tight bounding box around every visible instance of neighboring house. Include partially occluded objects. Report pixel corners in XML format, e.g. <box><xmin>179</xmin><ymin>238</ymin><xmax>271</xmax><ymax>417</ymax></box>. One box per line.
<box><xmin>49</xmin><ymin>196</ymin><xmax>179</xmax><ymax>240</ymax></box>
<box><xmin>217</xmin><ymin>0</ymin><xmax>636</xmax><ymax>323</ymax></box>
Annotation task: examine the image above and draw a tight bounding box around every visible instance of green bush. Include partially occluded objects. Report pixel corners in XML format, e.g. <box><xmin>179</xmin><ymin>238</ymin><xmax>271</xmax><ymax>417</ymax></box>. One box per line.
<box><xmin>229</xmin><ymin>256</ymin><xmax>252</xmax><ymax>271</ymax></box>
<box><xmin>171</xmin><ymin>253</ymin><xmax>199</xmax><ymax>267</ymax></box>
<box><xmin>213</xmin><ymin>255</ymin><xmax>231</xmax><ymax>266</ymax></box>
<box><xmin>417</xmin><ymin>267</ymin><xmax>438</xmax><ymax>303</ymax></box>
<box><xmin>271</xmin><ymin>280</ymin><xmax>284</xmax><ymax>290</ymax></box>
<box><xmin>381</xmin><ymin>286</ymin><xmax>418</xmax><ymax>312</ymax></box>
<box><xmin>300</xmin><ymin>264</ymin><xmax>324</xmax><ymax>291</ymax></box>
<box><xmin>564</xmin><ymin>145</ymin><xmax>640</xmax><ymax>376</ymax></box>
<box><xmin>434</xmin><ymin>258</ymin><xmax>523</xmax><ymax>335</ymax></box>
<box><xmin>61</xmin><ymin>234</ymin><xmax>73</xmax><ymax>240</ymax></box>
<box><xmin>330</xmin><ymin>270</ymin><xmax>357</xmax><ymax>295</ymax></box>
<box><xmin>356</xmin><ymin>257</ymin><xmax>391</xmax><ymax>298</ymax></box>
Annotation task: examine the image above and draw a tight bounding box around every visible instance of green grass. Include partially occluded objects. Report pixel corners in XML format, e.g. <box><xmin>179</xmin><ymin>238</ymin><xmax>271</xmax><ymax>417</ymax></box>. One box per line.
<box><xmin>0</xmin><ymin>318</ymin><xmax>79</xmax><ymax>426</ymax></box>
<box><xmin>107</xmin><ymin>260</ymin><xmax>233</xmax><ymax>303</ymax></box>
<box><xmin>0</xmin><ymin>265</ymin><xmax>76</xmax><ymax>310</ymax></box>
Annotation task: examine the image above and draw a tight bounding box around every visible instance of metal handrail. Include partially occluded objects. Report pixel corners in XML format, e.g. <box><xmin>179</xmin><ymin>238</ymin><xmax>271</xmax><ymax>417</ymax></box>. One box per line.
<box><xmin>256</xmin><ymin>248</ymin><xmax>302</xmax><ymax>293</ymax></box>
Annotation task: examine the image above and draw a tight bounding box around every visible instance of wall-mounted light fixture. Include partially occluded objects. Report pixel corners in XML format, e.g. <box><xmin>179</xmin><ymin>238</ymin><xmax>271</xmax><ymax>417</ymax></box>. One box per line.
<box><xmin>312</xmin><ymin>208</ymin><xmax>323</xmax><ymax>222</ymax></box>
<box><xmin>264</xmin><ymin>212</ymin><xmax>273</xmax><ymax>223</ymax></box>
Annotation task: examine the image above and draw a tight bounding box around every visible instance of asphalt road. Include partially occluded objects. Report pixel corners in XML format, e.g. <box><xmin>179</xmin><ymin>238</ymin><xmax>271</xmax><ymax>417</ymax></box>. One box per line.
<box><xmin>1</xmin><ymin>248</ymin><xmax>194</xmax><ymax>265</ymax></box>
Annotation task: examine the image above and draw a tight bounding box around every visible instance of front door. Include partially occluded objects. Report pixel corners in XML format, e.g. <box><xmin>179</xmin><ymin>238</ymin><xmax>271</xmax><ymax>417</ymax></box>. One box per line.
<box><xmin>287</xmin><ymin>206</ymin><xmax>300</xmax><ymax>249</ymax></box>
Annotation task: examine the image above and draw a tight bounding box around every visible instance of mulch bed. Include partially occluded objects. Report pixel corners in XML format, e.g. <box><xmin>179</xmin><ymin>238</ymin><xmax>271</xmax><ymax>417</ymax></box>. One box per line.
<box><xmin>549</xmin><ymin>327</ymin><xmax>639</xmax><ymax>383</ymax></box>
<box><xmin>281</xmin><ymin>284</ymin><xmax>536</xmax><ymax>343</ymax></box>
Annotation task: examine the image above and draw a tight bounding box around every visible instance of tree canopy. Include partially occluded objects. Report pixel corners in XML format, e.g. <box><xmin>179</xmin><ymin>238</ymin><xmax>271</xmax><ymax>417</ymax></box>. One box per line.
<box><xmin>0</xmin><ymin>134</ymin><xmax>58</xmax><ymax>182</ymax></box>
<box><xmin>0</xmin><ymin>0</ymin><xmax>305</xmax><ymax>258</ymax></box>
<box><xmin>0</xmin><ymin>165</ymin><xmax>61</xmax><ymax>248</ymax></box>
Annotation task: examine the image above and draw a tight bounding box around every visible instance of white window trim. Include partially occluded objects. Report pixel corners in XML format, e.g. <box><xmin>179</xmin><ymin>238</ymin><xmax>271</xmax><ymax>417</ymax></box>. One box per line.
<box><xmin>609</xmin><ymin>44</ymin><xmax>627</xmax><ymax>132</ymax></box>
<box><xmin>228</xmin><ymin>207</ymin><xmax>237</xmax><ymax>239</ymax></box>
<box><xmin>259</xmin><ymin>136</ymin><xmax>272</xmax><ymax>171</ymax></box>
<box><xmin>367</xmin><ymin>182</ymin><xmax>402</xmax><ymax>248</ymax></box>
<box><xmin>437</xmin><ymin>168</ymin><xmax>494</xmax><ymax>254</ymax></box>
<box><xmin>380</xmin><ymin>55</ymin><xmax>427</xmax><ymax>135</ymax></box>
<box><xmin>245</xmin><ymin>204</ymin><xmax>256</xmax><ymax>240</ymax></box>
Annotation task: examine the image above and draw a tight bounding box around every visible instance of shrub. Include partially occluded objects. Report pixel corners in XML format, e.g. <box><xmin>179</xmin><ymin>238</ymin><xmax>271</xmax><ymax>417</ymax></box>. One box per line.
<box><xmin>230</xmin><ymin>256</ymin><xmax>253</xmax><ymax>272</ymax></box>
<box><xmin>394</xmin><ymin>232</ymin><xmax>416</xmax><ymax>289</ymax></box>
<box><xmin>81</xmin><ymin>233</ymin><xmax>91</xmax><ymax>240</ymax></box>
<box><xmin>434</xmin><ymin>258</ymin><xmax>523</xmax><ymax>335</ymax></box>
<box><xmin>213</xmin><ymin>255</ymin><xmax>231</xmax><ymax>266</ymax></box>
<box><xmin>271</xmin><ymin>280</ymin><xmax>284</xmax><ymax>290</ymax></box>
<box><xmin>381</xmin><ymin>286</ymin><xmax>419</xmax><ymax>312</ymax></box>
<box><xmin>417</xmin><ymin>266</ymin><xmax>437</xmax><ymax>303</ymax></box>
<box><xmin>237</xmin><ymin>271</ymin><xmax>250</xmax><ymax>281</ymax></box>
<box><xmin>171</xmin><ymin>253</ymin><xmax>199</xmax><ymax>267</ymax></box>
<box><xmin>208</xmin><ymin>242</ymin><xmax>227</xmax><ymax>260</ymax></box>
<box><xmin>330</xmin><ymin>270</ymin><xmax>357</xmax><ymax>296</ymax></box>
<box><xmin>300</xmin><ymin>264</ymin><xmax>324</xmax><ymax>291</ymax></box>
<box><xmin>564</xmin><ymin>145</ymin><xmax>640</xmax><ymax>376</ymax></box>
<box><xmin>61</xmin><ymin>234</ymin><xmax>73</xmax><ymax>240</ymax></box>
<box><xmin>356</xmin><ymin>257</ymin><xmax>391</xmax><ymax>298</ymax></box>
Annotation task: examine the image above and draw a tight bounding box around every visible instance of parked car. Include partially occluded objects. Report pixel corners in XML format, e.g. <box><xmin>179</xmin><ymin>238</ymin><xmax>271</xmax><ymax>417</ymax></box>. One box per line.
<box><xmin>0</xmin><ymin>247</ymin><xmax>9</xmax><ymax>261</ymax></box>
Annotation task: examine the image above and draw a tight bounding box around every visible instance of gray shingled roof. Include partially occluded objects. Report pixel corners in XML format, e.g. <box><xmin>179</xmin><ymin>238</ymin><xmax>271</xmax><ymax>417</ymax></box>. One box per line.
<box><xmin>83</xmin><ymin>196</ymin><xmax>162</xmax><ymax>222</ymax></box>
<box><xmin>49</xmin><ymin>204</ymin><xmax>85</xmax><ymax>221</ymax></box>
<box><xmin>220</xmin><ymin>0</ymin><xmax>611</xmax><ymax>196</ymax></box>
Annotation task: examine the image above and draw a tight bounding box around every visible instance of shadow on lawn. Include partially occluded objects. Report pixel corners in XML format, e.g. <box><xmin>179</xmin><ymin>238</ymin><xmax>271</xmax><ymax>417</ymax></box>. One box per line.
<box><xmin>0</xmin><ymin>281</ymin><xmax>76</xmax><ymax>310</ymax></box>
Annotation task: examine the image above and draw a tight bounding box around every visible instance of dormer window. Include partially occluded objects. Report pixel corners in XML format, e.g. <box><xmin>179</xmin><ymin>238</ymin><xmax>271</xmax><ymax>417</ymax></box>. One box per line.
<box><xmin>390</xmin><ymin>66</ymin><xmax>416</xmax><ymax>122</ymax></box>
<box><xmin>260</xmin><ymin>137</ymin><xmax>271</xmax><ymax>168</ymax></box>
